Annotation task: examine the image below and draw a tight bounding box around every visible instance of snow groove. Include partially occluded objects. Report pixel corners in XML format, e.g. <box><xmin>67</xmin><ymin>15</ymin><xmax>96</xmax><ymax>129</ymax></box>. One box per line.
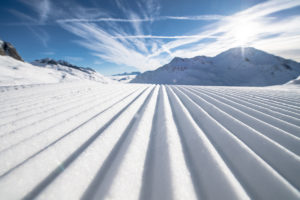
<box><xmin>0</xmin><ymin>83</ymin><xmax>299</xmax><ymax>200</ymax></box>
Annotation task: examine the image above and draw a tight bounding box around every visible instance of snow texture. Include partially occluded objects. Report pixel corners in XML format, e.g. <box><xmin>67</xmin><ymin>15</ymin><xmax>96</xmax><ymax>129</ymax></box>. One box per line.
<box><xmin>0</xmin><ymin>82</ymin><xmax>299</xmax><ymax>200</ymax></box>
<box><xmin>132</xmin><ymin>47</ymin><xmax>300</xmax><ymax>86</ymax></box>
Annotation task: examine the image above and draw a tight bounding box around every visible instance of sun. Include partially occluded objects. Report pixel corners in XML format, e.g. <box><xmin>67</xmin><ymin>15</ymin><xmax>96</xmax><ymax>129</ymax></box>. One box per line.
<box><xmin>231</xmin><ymin>19</ymin><xmax>260</xmax><ymax>46</ymax></box>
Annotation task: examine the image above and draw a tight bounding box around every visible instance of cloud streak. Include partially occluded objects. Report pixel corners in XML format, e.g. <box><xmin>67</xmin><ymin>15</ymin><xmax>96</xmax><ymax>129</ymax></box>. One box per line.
<box><xmin>110</xmin><ymin>35</ymin><xmax>218</xmax><ymax>39</ymax></box>
<box><xmin>19</xmin><ymin>0</ymin><xmax>51</xmax><ymax>24</ymax></box>
<box><xmin>57</xmin><ymin>15</ymin><xmax>224</xmax><ymax>23</ymax></box>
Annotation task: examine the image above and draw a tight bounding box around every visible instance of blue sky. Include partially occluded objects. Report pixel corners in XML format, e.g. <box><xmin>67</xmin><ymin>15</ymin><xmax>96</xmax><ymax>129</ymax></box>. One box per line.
<box><xmin>0</xmin><ymin>0</ymin><xmax>299</xmax><ymax>75</ymax></box>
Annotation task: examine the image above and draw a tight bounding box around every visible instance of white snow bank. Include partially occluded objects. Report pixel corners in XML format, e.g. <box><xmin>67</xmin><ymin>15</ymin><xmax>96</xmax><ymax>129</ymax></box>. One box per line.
<box><xmin>0</xmin><ymin>55</ymin><xmax>111</xmax><ymax>86</ymax></box>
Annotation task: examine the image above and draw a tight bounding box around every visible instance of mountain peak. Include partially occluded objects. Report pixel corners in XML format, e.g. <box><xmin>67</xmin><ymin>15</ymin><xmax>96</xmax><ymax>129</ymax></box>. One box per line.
<box><xmin>132</xmin><ymin>47</ymin><xmax>300</xmax><ymax>86</ymax></box>
<box><xmin>216</xmin><ymin>47</ymin><xmax>262</xmax><ymax>57</ymax></box>
<box><xmin>169</xmin><ymin>57</ymin><xmax>186</xmax><ymax>64</ymax></box>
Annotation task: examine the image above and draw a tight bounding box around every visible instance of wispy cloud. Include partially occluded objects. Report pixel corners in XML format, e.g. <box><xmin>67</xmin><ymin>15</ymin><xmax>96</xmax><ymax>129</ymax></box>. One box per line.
<box><xmin>57</xmin><ymin>15</ymin><xmax>224</xmax><ymax>23</ymax></box>
<box><xmin>8</xmin><ymin>0</ymin><xmax>52</xmax><ymax>46</ymax></box>
<box><xmin>162</xmin><ymin>15</ymin><xmax>224</xmax><ymax>21</ymax></box>
<box><xmin>58</xmin><ymin>21</ymin><xmax>165</xmax><ymax>71</ymax></box>
<box><xmin>19</xmin><ymin>0</ymin><xmax>51</xmax><ymax>24</ymax></box>
<box><xmin>110</xmin><ymin>35</ymin><xmax>218</xmax><ymax>39</ymax></box>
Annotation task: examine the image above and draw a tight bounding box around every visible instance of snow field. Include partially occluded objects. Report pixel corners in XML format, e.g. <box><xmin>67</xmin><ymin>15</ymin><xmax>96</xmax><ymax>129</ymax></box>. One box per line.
<box><xmin>0</xmin><ymin>83</ymin><xmax>299</xmax><ymax>199</ymax></box>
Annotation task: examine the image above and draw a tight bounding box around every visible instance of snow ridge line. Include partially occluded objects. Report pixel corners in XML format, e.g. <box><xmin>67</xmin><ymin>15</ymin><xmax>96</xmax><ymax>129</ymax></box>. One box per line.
<box><xmin>0</xmin><ymin>88</ymin><xmax>144</xmax><ymax>177</ymax></box>
<box><xmin>186</xmin><ymin>87</ymin><xmax>300</xmax><ymax>138</ymax></box>
<box><xmin>0</xmin><ymin>87</ymin><xmax>146</xmax><ymax>178</ymax></box>
<box><xmin>178</xmin><ymin>86</ymin><xmax>300</xmax><ymax>157</ymax></box>
<box><xmin>170</xmin><ymin>86</ymin><xmax>300</xmax><ymax>199</ymax></box>
<box><xmin>166</xmin><ymin>86</ymin><xmax>250</xmax><ymax>200</ymax></box>
<box><xmin>22</xmin><ymin>86</ymin><xmax>151</xmax><ymax>200</ymax></box>
<box><xmin>0</xmin><ymin>84</ymin><xmax>299</xmax><ymax>199</ymax></box>
<box><xmin>82</xmin><ymin>86</ymin><xmax>157</xmax><ymax>200</ymax></box>
<box><xmin>173</xmin><ymin>86</ymin><xmax>300</xmax><ymax>191</ymax></box>
<box><xmin>0</xmin><ymin>87</ymin><xmax>137</xmax><ymax>156</ymax></box>
<box><xmin>139</xmin><ymin>86</ymin><xmax>174</xmax><ymax>200</ymax></box>
<box><xmin>207</xmin><ymin>86</ymin><xmax>300</xmax><ymax>104</ymax></box>
<box><xmin>0</xmin><ymin>86</ymin><xmax>123</xmax><ymax>127</ymax></box>
<box><xmin>0</xmin><ymin>83</ymin><xmax>102</xmax><ymax>109</ymax></box>
<box><xmin>204</xmin><ymin>87</ymin><xmax>300</xmax><ymax>119</ymax></box>
<box><xmin>207</xmin><ymin>87</ymin><xmax>300</xmax><ymax>111</ymax></box>
<box><xmin>0</xmin><ymin>85</ymin><xmax>121</xmax><ymax>118</ymax></box>
<box><xmin>197</xmin><ymin>87</ymin><xmax>300</xmax><ymax>125</ymax></box>
<box><xmin>0</xmin><ymin>87</ymin><xmax>139</xmax><ymax>154</ymax></box>
<box><xmin>214</xmin><ymin>87</ymin><xmax>300</xmax><ymax>104</ymax></box>
<box><xmin>0</xmin><ymin>87</ymin><xmax>132</xmax><ymax>136</ymax></box>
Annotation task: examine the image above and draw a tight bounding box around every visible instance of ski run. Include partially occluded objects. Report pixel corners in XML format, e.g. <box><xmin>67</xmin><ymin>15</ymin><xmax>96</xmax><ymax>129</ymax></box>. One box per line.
<box><xmin>0</xmin><ymin>82</ymin><xmax>300</xmax><ymax>200</ymax></box>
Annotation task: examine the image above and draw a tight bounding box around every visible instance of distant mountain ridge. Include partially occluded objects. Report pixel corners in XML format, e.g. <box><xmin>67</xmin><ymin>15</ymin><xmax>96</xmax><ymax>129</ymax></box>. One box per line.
<box><xmin>31</xmin><ymin>58</ymin><xmax>110</xmax><ymax>83</ymax></box>
<box><xmin>109</xmin><ymin>71</ymin><xmax>140</xmax><ymax>83</ymax></box>
<box><xmin>131</xmin><ymin>47</ymin><xmax>300</xmax><ymax>86</ymax></box>
<box><xmin>33</xmin><ymin>58</ymin><xmax>96</xmax><ymax>74</ymax></box>
<box><xmin>112</xmin><ymin>71</ymin><xmax>141</xmax><ymax>76</ymax></box>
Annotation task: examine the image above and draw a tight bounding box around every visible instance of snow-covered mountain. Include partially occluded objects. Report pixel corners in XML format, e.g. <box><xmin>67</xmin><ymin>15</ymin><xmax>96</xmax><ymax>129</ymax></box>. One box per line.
<box><xmin>132</xmin><ymin>47</ymin><xmax>300</xmax><ymax>86</ymax></box>
<box><xmin>0</xmin><ymin>55</ymin><xmax>111</xmax><ymax>86</ymax></box>
<box><xmin>110</xmin><ymin>71</ymin><xmax>141</xmax><ymax>83</ymax></box>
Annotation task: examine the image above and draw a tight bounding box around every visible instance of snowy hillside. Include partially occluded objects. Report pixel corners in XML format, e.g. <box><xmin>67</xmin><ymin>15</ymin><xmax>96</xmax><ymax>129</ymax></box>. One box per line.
<box><xmin>132</xmin><ymin>47</ymin><xmax>300</xmax><ymax>86</ymax></box>
<box><xmin>0</xmin><ymin>56</ymin><xmax>110</xmax><ymax>86</ymax></box>
<box><xmin>32</xmin><ymin>58</ymin><xmax>111</xmax><ymax>84</ymax></box>
<box><xmin>0</xmin><ymin>83</ymin><xmax>299</xmax><ymax>199</ymax></box>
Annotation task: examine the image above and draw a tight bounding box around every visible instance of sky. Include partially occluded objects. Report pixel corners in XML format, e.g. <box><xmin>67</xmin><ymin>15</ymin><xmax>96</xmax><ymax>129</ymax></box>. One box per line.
<box><xmin>0</xmin><ymin>0</ymin><xmax>299</xmax><ymax>75</ymax></box>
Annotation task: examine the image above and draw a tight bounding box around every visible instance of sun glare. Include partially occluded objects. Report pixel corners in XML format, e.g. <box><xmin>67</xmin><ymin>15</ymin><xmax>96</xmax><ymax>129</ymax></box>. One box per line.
<box><xmin>231</xmin><ymin>19</ymin><xmax>260</xmax><ymax>46</ymax></box>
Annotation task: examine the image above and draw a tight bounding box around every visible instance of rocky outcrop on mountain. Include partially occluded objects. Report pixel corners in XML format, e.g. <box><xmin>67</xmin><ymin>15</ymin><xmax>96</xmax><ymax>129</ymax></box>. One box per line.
<box><xmin>33</xmin><ymin>58</ymin><xmax>96</xmax><ymax>74</ymax></box>
<box><xmin>0</xmin><ymin>40</ymin><xmax>23</xmax><ymax>61</ymax></box>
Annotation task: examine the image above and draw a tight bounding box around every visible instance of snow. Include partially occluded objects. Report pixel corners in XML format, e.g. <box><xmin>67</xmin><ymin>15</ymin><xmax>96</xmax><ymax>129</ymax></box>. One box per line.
<box><xmin>0</xmin><ymin>82</ymin><xmax>299</xmax><ymax>199</ymax></box>
<box><xmin>132</xmin><ymin>47</ymin><xmax>300</xmax><ymax>86</ymax></box>
<box><xmin>286</xmin><ymin>75</ymin><xmax>300</xmax><ymax>85</ymax></box>
<box><xmin>0</xmin><ymin>55</ymin><xmax>111</xmax><ymax>86</ymax></box>
<box><xmin>109</xmin><ymin>72</ymin><xmax>140</xmax><ymax>83</ymax></box>
<box><xmin>109</xmin><ymin>74</ymin><xmax>137</xmax><ymax>83</ymax></box>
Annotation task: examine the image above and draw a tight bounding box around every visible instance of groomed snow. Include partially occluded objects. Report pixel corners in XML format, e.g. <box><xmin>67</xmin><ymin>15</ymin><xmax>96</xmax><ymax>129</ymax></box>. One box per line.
<box><xmin>0</xmin><ymin>83</ymin><xmax>299</xmax><ymax>200</ymax></box>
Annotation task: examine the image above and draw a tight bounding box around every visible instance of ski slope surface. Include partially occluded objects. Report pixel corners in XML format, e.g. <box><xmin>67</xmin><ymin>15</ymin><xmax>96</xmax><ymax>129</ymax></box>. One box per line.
<box><xmin>0</xmin><ymin>82</ymin><xmax>300</xmax><ymax>200</ymax></box>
